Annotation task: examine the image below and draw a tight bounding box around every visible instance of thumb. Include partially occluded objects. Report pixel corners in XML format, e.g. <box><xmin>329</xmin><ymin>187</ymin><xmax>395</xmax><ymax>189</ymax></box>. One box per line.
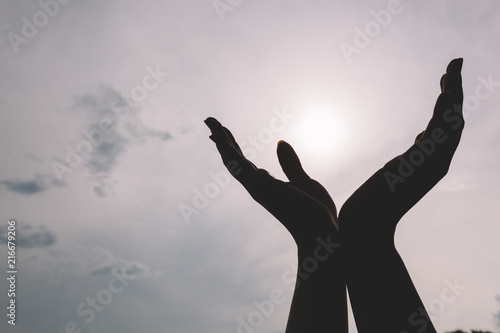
<box><xmin>277</xmin><ymin>140</ymin><xmax>309</xmax><ymax>182</ymax></box>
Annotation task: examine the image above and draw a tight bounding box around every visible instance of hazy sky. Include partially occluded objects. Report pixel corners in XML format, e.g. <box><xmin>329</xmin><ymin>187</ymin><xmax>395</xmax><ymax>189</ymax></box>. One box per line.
<box><xmin>1</xmin><ymin>1</ymin><xmax>499</xmax><ymax>332</ymax></box>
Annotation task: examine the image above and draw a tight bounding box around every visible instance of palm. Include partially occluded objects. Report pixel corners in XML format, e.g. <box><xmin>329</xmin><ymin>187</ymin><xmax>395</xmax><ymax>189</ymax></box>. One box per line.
<box><xmin>205</xmin><ymin>117</ymin><xmax>338</xmax><ymax>247</ymax></box>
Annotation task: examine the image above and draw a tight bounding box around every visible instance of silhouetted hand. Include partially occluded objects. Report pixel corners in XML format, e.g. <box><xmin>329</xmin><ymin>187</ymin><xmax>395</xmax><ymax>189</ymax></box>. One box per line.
<box><xmin>338</xmin><ymin>58</ymin><xmax>464</xmax><ymax>333</ymax></box>
<box><xmin>205</xmin><ymin>117</ymin><xmax>347</xmax><ymax>333</ymax></box>
<box><xmin>204</xmin><ymin>117</ymin><xmax>338</xmax><ymax>248</ymax></box>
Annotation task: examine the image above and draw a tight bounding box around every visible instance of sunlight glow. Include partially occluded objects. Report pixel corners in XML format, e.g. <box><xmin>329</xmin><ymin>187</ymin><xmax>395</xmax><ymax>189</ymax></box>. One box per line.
<box><xmin>296</xmin><ymin>107</ymin><xmax>345</xmax><ymax>154</ymax></box>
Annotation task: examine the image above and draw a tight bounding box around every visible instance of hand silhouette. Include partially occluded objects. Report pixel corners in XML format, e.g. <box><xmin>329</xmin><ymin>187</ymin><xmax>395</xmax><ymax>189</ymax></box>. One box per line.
<box><xmin>339</xmin><ymin>58</ymin><xmax>464</xmax><ymax>333</ymax></box>
<box><xmin>205</xmin><ymin>58</ymin><xmax>464</xmax><ymax>333</ymax></box>
<box><xmin>204</xmin><ymin>117</ymin><xmax>347</xmax><ymax>332</ymax></box>
<box><xmin>204</xmin><ymin>117</ymin><xmax>338</xmax><ymax>247</ymax></box>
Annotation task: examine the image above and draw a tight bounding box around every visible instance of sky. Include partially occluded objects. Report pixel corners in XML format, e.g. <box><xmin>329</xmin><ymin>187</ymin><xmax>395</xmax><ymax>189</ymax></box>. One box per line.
<box><xmin>0</xmin><ymin>0</ymin><xmax>499</xmax><ymax>332</ymax></box>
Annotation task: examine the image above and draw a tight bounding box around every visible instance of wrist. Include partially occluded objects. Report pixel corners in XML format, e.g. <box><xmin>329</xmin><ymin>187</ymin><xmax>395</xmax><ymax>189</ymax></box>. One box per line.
<box><xmin>297</xmin><ymin>232</ymin><xmax>340</xmax><ymax>265</ymax></box>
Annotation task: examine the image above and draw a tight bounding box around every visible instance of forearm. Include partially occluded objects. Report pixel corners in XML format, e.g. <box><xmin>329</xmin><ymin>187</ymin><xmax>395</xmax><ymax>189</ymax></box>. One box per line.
<box><xmin>285</xmin><ymin>234</ymin><xmax>347</xmax><ymax>333</ymax></box>
<box><xmin>342</xmin><ymin>244</ymin><xmax>437</xmax><ymax>333</ymax></box>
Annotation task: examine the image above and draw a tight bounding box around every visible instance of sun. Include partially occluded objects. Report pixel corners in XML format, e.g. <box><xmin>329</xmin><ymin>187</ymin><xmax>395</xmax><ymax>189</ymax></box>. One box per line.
<box><xmin>296</xmin><ymin>108</ymin><xmax>344</xmax><ymax>154</ymax></box>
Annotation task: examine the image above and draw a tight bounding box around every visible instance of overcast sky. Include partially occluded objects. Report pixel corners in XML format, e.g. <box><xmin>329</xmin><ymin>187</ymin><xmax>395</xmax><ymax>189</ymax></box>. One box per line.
<box><xmin>1</xmin><ymin>1</ymin><xmax>499</xmax><ymax>332</ymax></box>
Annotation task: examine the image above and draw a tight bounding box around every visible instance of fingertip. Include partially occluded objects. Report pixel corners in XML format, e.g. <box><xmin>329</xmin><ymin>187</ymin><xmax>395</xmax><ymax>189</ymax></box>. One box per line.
<box><xmin>277</xmin><ymin>141</ymin><xmax>309</xmax><ymax>181</ymax></box>
<box><xmin>204</xmin><ymin>118</ymin><xmax>217</xmax><ymax>130</ymax></box>
<box><xmin>277</xmin><ymin>140</ymin><xmax>290</xmax><ymax>150</ymax></box>
<box><xmin>205</xmin><ymin>118</ymin><xmax>225</xmax><ymax>135</ymax></box>
<box><xmin>446</xmin><ymin>58</ymin><xmax>463</xmax><ymax>73</ymax></box>
<box><xmin>442</xmin><ymin>58</ymin><xmax>463</xmax><ymax>93</ymax></box>
<box><xmin>276</xmin><ymin>140</ymin><xmax>296</xmax><ymax>159</ymax></box>
<box><xmin>204</xmin><ymin>117</ymin><xmax>215</xmax><ymax>125</ymax></box>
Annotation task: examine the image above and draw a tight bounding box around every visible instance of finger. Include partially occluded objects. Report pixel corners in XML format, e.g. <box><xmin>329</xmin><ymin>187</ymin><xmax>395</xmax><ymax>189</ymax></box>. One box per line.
<box><xmin>434</xmin><ymin>59</ymin><xmax>464</xmax><ymax>119</ymax></box>
<box><xmin>223</xmin><ymin>126</ymin><xmax>244</xmax><ymax>156</ymax></box>
<box><xmin>441</xmin><ymin>58</ymin><xmax>464</xmax><ymax>104</ymax></box>
<box><xmin>205</xmin><ymin>117</ymin><xmax>231</xmax><ymax>143</ymax></box>
<box><xmin>446</xmin><ymin>58</ymin><xmax>464</xmax><ymax>107</ymax></box>
<box><xmin>205</xmin><ymin>118</ymin><xmax>240</xmax><ymax>156</ymax></box>
<box><xmin>205</xmin><ymin>117</ymin><xmax>243</xmax><ymax>166</ymax></box>
<box><xmin>205</xmin><ymin>118</ymin><xmax>246</xmax><ymax>156</ymax></box>
<box><xmin>277</xmin><ymin>140</ymin><xmax>310</xmax><ymax>182</ymax></box>
<box><xmin>222</xmin><ymin>126</ymin><xmax>260</xmax><ymax>170</ymax></box>
<box><xmin>205</xmin><ymin>118</ymin><xmax>258</xmax><ymax>167</ymax></box>
<box><xmin>205</xmin><ymin>117</ymin><xmax>262</xmax><ymax>187</ymax></box>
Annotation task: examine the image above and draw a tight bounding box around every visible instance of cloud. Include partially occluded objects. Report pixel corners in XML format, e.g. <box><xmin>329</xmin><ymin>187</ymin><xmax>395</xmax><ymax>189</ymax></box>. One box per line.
<box><xmin>90</xmin><ymin>260</ymin><xmax>158</xmax><ymax>280</ymax></box>
<box><xmin>2</xmin><ymin>84</ymin><xmax>172</xmax><ymax>199</ymax></box>
<box><xmin>29</xmin><ymin>243</ymin><xmax>161</xmax><ymax>284</ymax></box>
<box><xmin>0</xmin><ymin>223</ymin><xmax>57</xmax><ymax>248</ymax></box>
<box><xmin>0</xmin><ymin>174</ymin><xmax>64</xmax><ymax>195</ymax></box>
<box><xmin>93</xmin><ymin>185</ymin><xmax>107</xmax><ymax>197</ymax></box>
<box><xmin>1</xmin><ymin>179</ymin><xmax>47</xmax><ymax>194</ymax></box>
<box><xmin>91</xmin><ymin>175</ymin><xmax>115</xmax><ymax>198</ymax></box>
<box><xmin>72</xmin><ymin>86</ymin><xmax>131</xmax><ymax>175</ymax></box>
<box><xmin>87</xmin><ymin>140</ymin><xmax>127</xmax><ymax>174</ymax></box>
<box><xmin>70</xmin><ymin>85</ymin><xmax>173</xmax><ymax>196</ymax></box>
<box><xmin>143</xmin><ymin>128</ymin><xmax>174</xmax><ymax>141</ymax></box>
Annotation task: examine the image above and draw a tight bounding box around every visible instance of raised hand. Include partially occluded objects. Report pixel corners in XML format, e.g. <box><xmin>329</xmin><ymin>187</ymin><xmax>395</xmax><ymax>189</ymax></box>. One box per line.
<box><xmin>205</xmin><ymin>117</ymin><xmax>347</xmax><ymax>333</ymax></box>
<box><xmin>339</xmin><ymin>58</ymin><xmax>464</xmax><ymax>333</ymax></box>
<box><xmin>205</xmin><ymin>117</ymin><xmax>338</xmax><ymax>246</ymax></box>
